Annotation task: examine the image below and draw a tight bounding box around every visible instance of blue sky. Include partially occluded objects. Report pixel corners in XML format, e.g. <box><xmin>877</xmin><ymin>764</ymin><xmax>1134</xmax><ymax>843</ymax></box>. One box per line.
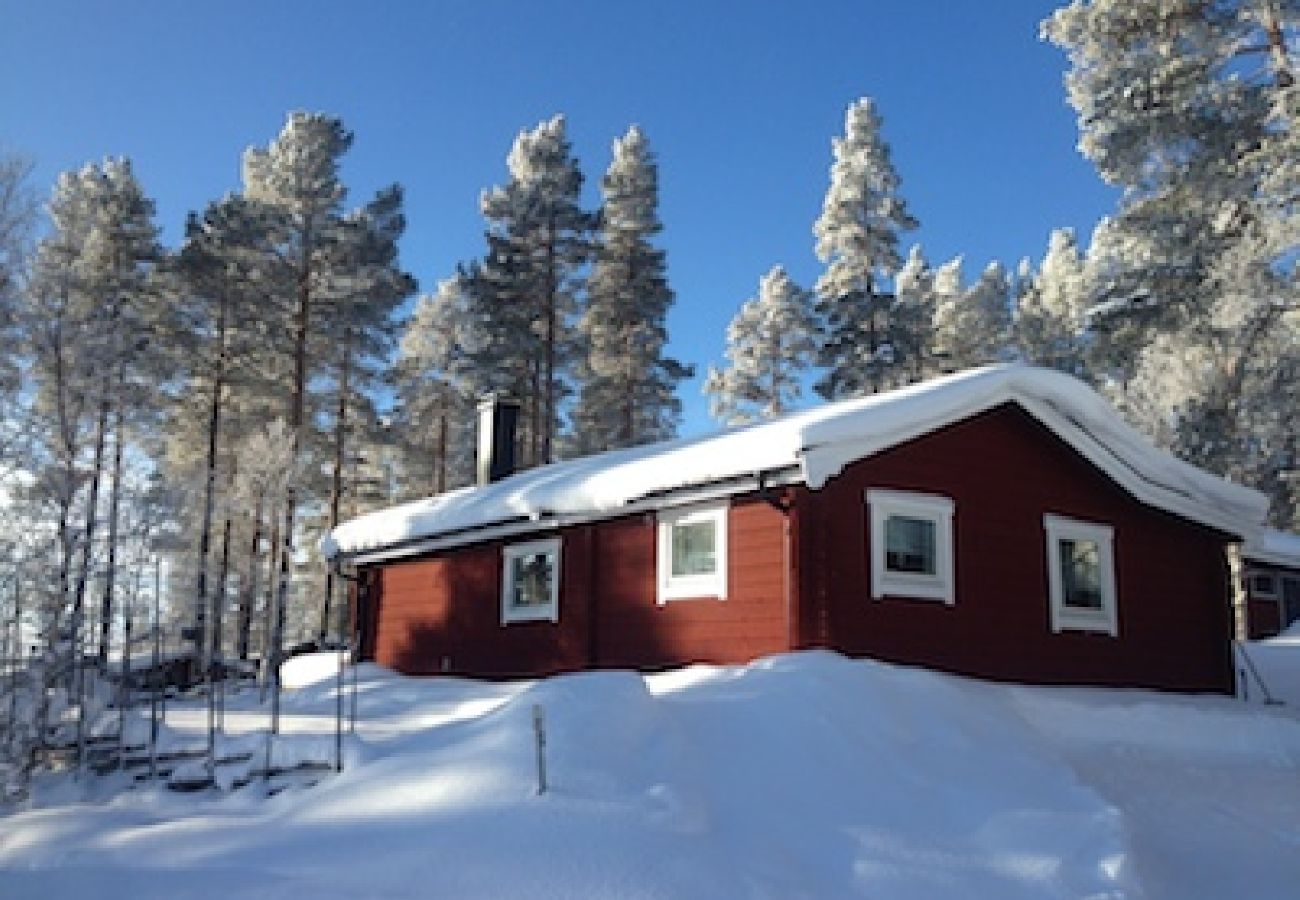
<box><xmin>1</xmin><ymin>0</ymin><xmax>1117</xmax><ymax>437</ymax></box>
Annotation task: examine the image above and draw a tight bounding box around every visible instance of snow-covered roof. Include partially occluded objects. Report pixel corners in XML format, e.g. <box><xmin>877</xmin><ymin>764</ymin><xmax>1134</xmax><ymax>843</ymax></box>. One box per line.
<box><xmin>325</xmin><ymin>365</ymin><xmax>1269</xmax><ymax>564</ymax></box>
<box><xmin>1242</xmin><ymin>529</ymin><xmax>1300</xmax><ymax>569</ymax></box>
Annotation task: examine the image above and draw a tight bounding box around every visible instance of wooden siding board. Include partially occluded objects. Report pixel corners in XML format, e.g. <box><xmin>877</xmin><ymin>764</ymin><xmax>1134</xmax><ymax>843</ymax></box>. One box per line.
<box><xmin>362</xmin><ymin>496</ymin><xmax>788</xmax><ymax>677</ymax></box>
<box><xmin>797</xmin><ymin>403</ymin><xmax>1235</xmax><ymax>692</ymax></box>
<box><xmin>363</xmin><ymin>401</ymin><xmax>1233</xmax><ymax>691</ymax></box>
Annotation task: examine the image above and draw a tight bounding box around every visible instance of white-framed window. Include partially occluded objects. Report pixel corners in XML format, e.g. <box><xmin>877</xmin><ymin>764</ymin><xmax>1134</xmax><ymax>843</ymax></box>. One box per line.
<box><xmin>866</xmin><ymin>489</ymin><xmax>955</xmax><ymax>604</ymax></box>
<box><xmin>1044</xmin><ymin>514</ymin><xmax>1118</xmax><ymax>636</ymax></box>
<box><xmin>501</xmin><ymin>537</ymin><xmax>561</xmax><ymax>624</ymax></box>
<box><xmin>657</xmin><ymin>501</ymin><xmax>728</xmax><ymax>604</ymax></box>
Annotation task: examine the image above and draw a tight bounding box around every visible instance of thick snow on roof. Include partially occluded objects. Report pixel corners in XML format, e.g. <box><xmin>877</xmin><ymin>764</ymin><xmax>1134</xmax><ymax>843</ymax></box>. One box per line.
<box><xmin>1243</xmin><ymin>528</ymin><xmax>1300</xmax><ymax>568</ymax></box>
<box><xmin>325</xmin><ymin>365</ymin><xmax>1268</xmax><ymax>561</ymax></box>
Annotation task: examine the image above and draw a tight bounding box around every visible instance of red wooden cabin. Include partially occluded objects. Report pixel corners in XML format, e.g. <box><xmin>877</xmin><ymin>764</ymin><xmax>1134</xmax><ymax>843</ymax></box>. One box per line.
<box><xmin>326</xmin><ymin>366</ymin><xmax>1268</xmax><ymax>693</ymax></box>
<box><xmin>1239</xmin><ymin>530</ymin><xmax>1300</xmax><ymax>639</ymax></box>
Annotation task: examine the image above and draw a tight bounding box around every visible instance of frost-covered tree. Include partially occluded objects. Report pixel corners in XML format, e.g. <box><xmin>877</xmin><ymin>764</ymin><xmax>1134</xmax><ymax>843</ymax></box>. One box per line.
<box><xmin>933</xmin><ymin>259</ymin><xmax>1011</xmax><ymax>371</ymax></box>
<box><xmin>572</xmin><ymin>126</ymin><xmax>689</xmax><ymax>453</ymax></box>
<box><xmin>0</xmin><ymin>153</ymin><xmax>36</xmax><ymax>469</ymax></box>
<box><xmin>477</xmin><ymin>115</ymin><xmax>592</xmax><ymax>466</ymax></box>
<box><xmin>23</xmin><ymin>160</ymin><xmax>163</xmax><ymax>659</ymax></box>
<box><xmin>316</xmin><ymin>187</ymin><xmax>415</xmax><ymax>638</ymax></box>
<box><xmin>813</xmin><ymin>97</ymin><xmax>919</xmax><ymax>398</ymax></box>
<box><xmin>13</xmin><ymin>159</ymin><xmax>163</xmax><ymax>775</ymax></box>
<box><xmin>170</xmin><ymin>194</ymin><xmax>281</xmax><ymax>668</ymax></box>
<box><xmin>1045</xmin><ymin>0</ymin><xmax>1299</xmax><ymax>522</ymax></box>
<box><xmin>392</xmin><ymin>275</ymin><xmax>478</xmax><ymax>498</ymax></box>
<box><xmin>892</xmin><ymin>244</ymin><xmax>937</xmax><ymax>381</ymax></box>
<box><xmin>241</xmin><ymin>112</ymin><xmax>355</xmax><ymax>725</ymax></box>
<box><xmin>1014</xmin><ymin>228</ymin><xmax>1090</xmax><ymax>375</ymax></box>
<box><xmin>705</xmin><ymin>266</ymin><xmax>817</xmax><ymax>424</ymax></box>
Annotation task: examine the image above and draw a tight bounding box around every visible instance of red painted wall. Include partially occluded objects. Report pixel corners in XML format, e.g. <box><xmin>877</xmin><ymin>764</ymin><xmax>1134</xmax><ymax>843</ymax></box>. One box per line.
<box><xmin>592</xmin><ymin>499</ymin><xmax>790</xmax><ymax>670</ymax></box>
<box><xmin>1241</xmin><ymin>561</ymin><xmax>1294</xmax><ymax>639</ymax></box>
<box><xmin>362</xmin><ymin>497</ymin><xmax>789</xmax><ymax>677</ymax></box>
<box><xmin>795</xmin><ymin>404</ymin><xmax>1236</xmax><ymax>692</ymax></box>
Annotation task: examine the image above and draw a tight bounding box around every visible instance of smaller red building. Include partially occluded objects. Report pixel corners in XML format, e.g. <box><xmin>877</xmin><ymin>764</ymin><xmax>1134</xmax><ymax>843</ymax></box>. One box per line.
<box><xmin>326</xmin><ymin>366</ymin><xmax>1269</xmax><ymax>693</ymax></box>
<box><xmin>1239</xmin><ymin>530</ymin><xmax>1300</xmax><ymax>639</ymax></box>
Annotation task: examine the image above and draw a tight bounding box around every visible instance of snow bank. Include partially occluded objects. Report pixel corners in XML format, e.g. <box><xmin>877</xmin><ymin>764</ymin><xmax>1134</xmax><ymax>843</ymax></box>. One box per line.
<box><xmin>4</xmin><ymin>652</ymin><xmax>1298</xmax><ymax>899</ymax></box>
<box><xmin>325</xmin><ymin>365</ymin><xmax>1267</xmax><ymax>561</ymax></box>
<box><xmin>280</xmin><ymin>651</ymin><xmax>349</xmax><ymax>690</ymax></box>
<box><xmin>1238</xmin><ymin>633</ymin><xmax>1300</xmax><ymax>707</ymax></box>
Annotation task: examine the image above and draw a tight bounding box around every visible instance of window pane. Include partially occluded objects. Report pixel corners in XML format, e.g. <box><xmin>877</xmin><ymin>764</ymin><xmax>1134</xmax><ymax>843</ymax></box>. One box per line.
<box><xmin>510</xmin><ymin>551</ymin><xmax>555</xmax><ymax>608</ymax></box>
<box><xmin>1059</xmin><ymin>538</ymin><xmax>1102</xmax><ymax>609</ymax></box>
<box><xmin>885</xmin><ymin>515</ymin><xmax>936</xmax><ymax>575</ymax></box>
<box><xmin>671</xmin><ymin>520</ymin><xmax>716</xmax><ymax>577</ymax></box>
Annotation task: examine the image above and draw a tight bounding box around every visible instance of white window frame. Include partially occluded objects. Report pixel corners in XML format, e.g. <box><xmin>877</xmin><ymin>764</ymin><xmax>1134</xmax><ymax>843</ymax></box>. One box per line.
<box><xmin>500</xmin><ymin>537</ymin><xmax>561</xmax><ymax>625</ymax></box>
<box><xmin>866</xmin><ymin>489</ymin><xmax>955</xmax><ymax>604</ymax></box>
<box><xmin>656</xmin><ymin>501</ymin><xmax>728</xmax><ymax>604</ymax></box>
<box><xmin>1044</xmin><ymin>514</ymin><xmax>1118</xmax><ymax>637</ymax></box>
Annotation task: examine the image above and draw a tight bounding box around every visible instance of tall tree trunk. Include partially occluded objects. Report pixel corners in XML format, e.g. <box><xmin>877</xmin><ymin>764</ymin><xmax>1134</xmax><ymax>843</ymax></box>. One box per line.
<box><xmin>1262</xmin><ymin>3</ymin><xmax>1294</xmax><ymax>89</ymax></box>
<box><xmin>97</xmin><ymin>398</ymin><xmax>125</xmax><ymax>668</ymax></box>
<box><xmin>542</xmin><ymin>220</ymin><xmax>558</xmax><ymax>463</ymax></box>
<box><xmin>529</xmin><ymin>357</ymin><xmax>541</xmax><ymax>468</ymax></box>
<box><xmin>237</xmin><ymin>499</ymin><xmax>263</xmax><ymax>662</ymax></box>
<box><xmin>259</xmin><ymin>513</ymin><xmax>281</xmax><ymax>696</ymax></box>
<box><xmin>215</xmin><ymin>495</ymin><xmax>234</xmax><ymax>664</ymax></box>
<box><xmin>51</xmin><ymin>318</ymin><xmax>78</xmax><ymax>615</ymax></box>
<box><xmin>193</xmin><ymin>288</ymin><xmax>229</xmax><ymax>663</ymax></box>
<box><xmin>70</xmin><ymin>369</ymin><xmax>111</xmax><ymax>773</ymax></box>
<box><xmin>435</xmin><ymin>405</ymin><xmax>448</xmax><ymax>495</ymax></box>
<box><xmin>272</xmin><ymin>236</ymin><xmax>313</xmax><ymax>733</ymax></box>
<box><xmin>322</xmin><ymin>324</ymin><xmax>352</xmax><ymax>642</ymax></box>
<box><xmin>71</xmin><ymin>381</ymin><xmax>112</xmax><ymax>652</ymax></box>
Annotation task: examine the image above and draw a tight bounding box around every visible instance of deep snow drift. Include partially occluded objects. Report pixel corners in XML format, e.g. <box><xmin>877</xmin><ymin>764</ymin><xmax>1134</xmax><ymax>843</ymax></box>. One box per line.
<box><xmin>1</xmin><ymin>652</ymin><xmax>1297</xmax><ymax>899</ymax></box>
<box><xmin>1239</xmin><ymin>623</ymin><xmax>1300</xmax><ymax>706</ymax></box>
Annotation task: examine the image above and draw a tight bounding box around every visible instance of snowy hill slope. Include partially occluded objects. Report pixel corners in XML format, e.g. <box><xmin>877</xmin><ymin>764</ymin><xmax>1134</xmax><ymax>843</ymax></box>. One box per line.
<box><xmin>2</xmin><ymin>652</ymin><xmax>1298</xmax><ymax>899</ymax></box>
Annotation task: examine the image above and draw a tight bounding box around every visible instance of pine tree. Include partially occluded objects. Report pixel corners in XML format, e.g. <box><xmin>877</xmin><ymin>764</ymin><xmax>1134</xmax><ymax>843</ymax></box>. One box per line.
<box><xmin>705</xmin><ymin>265</ymin><xmax>817</xmax><ymax>424</ymax></box>
<box><xmin>892</xmin><ymin>244</ymin><xmax>936</xmax><ymax>381</ymax></box>
<box><xmin>241</xmin><ymin>111</ymin><xmax>353</xmax><ymax>729</ymax></box>
<box><xmin>1045</xmin><ymin>0</ymin><xmax>1299</xmax><ymax>523</ymax></box>
<box><xmin>0</xmin><ymin>154</ymin><xmax>35</xmax><ymax>429</ymax></box>
<box><xmin>932</xmin><ymin>258</ymin><xmax>1011</xmax><ymax>371</ymax></box>
<box><xmin>477</xmin><ymin>115</ymin><xmax>592</xmax><ymax>466</ymax></box>
<box><xmin>928</xmin><ymin>256</ymin><xmax>964</xmax><ymax>372</ymax></box>
<box><xmin>572</xmin><ymin>126</ymin><xmax>689</xmax><ymax>453</ymax></box>
<box><xmin>393</xmin><ymin>275</ymin><xmax>478</xmax><ymax>497</ymax></box>
<box><xmin>317</xmin><ymin>186</ymin><xmax>415</xmax><ymax>639</ymax></box>
<box><xmin>1014</xmin><ymin>228</ymin><xmax>1089</xmax><ymax>375</ymax></box>
<box><xmin>812</xmin><ymin>97</ymin><xmax>919</xmax><ymax>398</ymax></box>
<box><xmin>0</xmin><ymin>154</ymin><xmax>36</xmax><ymax>457</ymax></box>
<box><xmin>171</xmin><ymin>193</ymin><xmax>284</xmax><ymax>669</ymax></box>
<box><xmin>17</xmin><ymin>159</ymin><xmax>162</xmax><ymax>773</ymax></box>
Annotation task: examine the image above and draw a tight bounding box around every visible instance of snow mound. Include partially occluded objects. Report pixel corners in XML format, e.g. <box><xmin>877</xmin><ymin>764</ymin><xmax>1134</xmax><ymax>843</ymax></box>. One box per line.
<box><xmin>4</xmin><ymin>652</ymin><xmax>1299</xmax><ymax>899</ymax></box>
<box><xmin>1238</xmin><ymin>634</ymin><xmax>1300</xmax><ymax>707</ymax></box>
<box><xmin>280</xmin><ymin>651</ymin><xmax>349</xmax><ymax>690</ymax></box>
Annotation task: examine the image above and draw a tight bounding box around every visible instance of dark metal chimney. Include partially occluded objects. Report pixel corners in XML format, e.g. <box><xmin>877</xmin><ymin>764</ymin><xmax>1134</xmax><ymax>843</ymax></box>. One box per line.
<box><xmin>477</xmin><ymin>394</ymin><xmax>520</xmax><ymax>485</ymax></box>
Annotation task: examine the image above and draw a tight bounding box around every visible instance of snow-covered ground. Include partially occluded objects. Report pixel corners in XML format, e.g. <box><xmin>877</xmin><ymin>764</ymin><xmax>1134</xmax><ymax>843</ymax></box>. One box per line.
<box><xmin>1238</xmin><ymin>624</ymin><xmax>1300</xmax><ymax>707</ymax></box>
<box><xmin>2</xmin><ymin>651</ymin><xmax>1297</xmax><ymax>899</ymax></box>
